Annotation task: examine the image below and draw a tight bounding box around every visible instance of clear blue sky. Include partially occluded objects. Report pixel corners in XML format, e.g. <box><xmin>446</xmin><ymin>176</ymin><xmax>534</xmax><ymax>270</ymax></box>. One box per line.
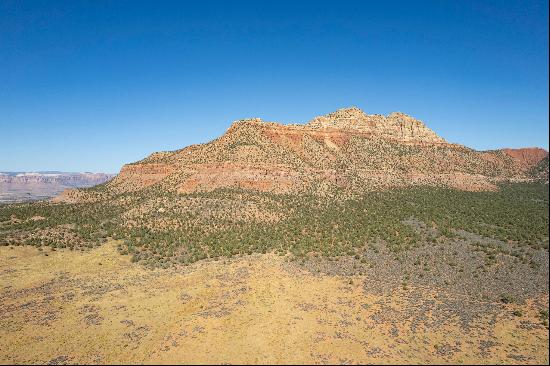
<box><xmin>1</xmin><ymin>0</ymin><xmax>548</xmax><ymax>173</ymax></box>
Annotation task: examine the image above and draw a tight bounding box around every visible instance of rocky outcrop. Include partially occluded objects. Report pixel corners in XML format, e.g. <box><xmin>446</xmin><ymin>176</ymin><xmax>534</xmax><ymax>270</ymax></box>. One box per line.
<box><xmin>501</xmin><ymin>148</ymin><xmax>548</xmax><ymax>171</ymax></box>
<box><xmin>307</xmin><ymin>107</ymin><xmax>447</xmax><ymax>144</ymax></box>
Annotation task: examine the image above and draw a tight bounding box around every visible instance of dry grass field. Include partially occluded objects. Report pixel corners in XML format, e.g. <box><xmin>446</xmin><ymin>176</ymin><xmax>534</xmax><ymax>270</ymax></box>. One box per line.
<box><xmin>0</xmin><ymin>241</ymin><xmax>548</xmax><ymax>365</ymax></box>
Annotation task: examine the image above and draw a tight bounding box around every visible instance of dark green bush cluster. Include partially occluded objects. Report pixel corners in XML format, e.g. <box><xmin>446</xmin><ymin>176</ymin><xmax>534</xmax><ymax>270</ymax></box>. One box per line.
<box><xmin>0</xmin><ymin>182</ymin><xmax>547</xmax><ymax>268</ymax></box>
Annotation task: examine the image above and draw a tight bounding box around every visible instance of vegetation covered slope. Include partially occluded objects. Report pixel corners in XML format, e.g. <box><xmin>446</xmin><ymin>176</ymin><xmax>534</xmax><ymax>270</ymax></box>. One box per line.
<box><xmin>532</xmin><ymin>156</ymin><xmax>549</xmax><ymax>183</ymax></box>
<box><xmin>1</xmin><ymin>108</ymin><xmax>547</xmax><ymax>269</ymax></box>
<box><xmin>1</xmin><ymin>182</ymin><xmax>547</xmax><ymax>269</ymax></box>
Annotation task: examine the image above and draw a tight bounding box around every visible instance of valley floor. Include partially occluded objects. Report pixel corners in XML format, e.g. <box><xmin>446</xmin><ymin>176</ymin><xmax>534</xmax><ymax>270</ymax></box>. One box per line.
<box><xmin>0</xmin><ymin>242</ymin><xmax>548</xmax><ymax>364</ymax></box>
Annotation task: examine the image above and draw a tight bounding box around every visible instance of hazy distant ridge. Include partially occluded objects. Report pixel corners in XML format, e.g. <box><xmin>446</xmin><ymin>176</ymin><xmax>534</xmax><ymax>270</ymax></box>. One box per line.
<box><xmin>0</xmin><ymin>171</ymin><xmax>115</xmax><ymax>203</ymax></box>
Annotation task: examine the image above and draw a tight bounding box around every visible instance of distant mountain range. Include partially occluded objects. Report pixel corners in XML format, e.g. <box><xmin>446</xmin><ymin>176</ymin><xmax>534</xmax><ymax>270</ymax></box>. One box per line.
<box><xmin>0</xmin><ymin>172</ymin><xmax>114</xmax><ymax>203</ymax></box>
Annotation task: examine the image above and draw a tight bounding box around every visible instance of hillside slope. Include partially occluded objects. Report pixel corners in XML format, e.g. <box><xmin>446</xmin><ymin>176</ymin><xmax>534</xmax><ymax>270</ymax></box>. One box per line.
<box><xmin>61</xmin><ymin>107</ymin><xmax>547</xmax><ymax>202</ymax></box>
<box><xmin>531</xmin><ymin>155</ymin><xmax>549</xmax><ymax>184</ymax></box>
<box><xmin>2</xmin><ymin>107</ymin><xmax>547</xmax><ymax>270</ymax></box>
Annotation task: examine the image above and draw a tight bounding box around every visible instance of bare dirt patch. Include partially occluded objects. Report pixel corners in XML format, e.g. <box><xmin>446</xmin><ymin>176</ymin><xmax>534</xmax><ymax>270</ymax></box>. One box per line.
<box><xmin>0</xmin><ymin>242</ymin><xmax>548</xmax><ymax>364</ymax></box>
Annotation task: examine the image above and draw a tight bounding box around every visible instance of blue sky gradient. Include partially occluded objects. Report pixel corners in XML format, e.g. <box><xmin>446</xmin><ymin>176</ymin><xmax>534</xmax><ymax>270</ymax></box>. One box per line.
<box><xmin>1</xmin><ymin>0</ymin><xmax>548</xmax><ymax>173</ymax></box>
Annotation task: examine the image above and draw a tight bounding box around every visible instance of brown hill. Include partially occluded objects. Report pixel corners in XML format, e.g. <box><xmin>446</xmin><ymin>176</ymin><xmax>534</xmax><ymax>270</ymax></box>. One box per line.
<box><xmin>58</xmin><ymin>107</ymin><xmax>547</xmax><ymax>202</ymax></box>
<box><xmin>501</xmin><ymin>147</ymin><xmax>549</xmax><ymax>170</ymax></box>
<box><xmin>531</xmin><ymin>155</ymin><xmax>549</xmax><ymax>184</ymax></box>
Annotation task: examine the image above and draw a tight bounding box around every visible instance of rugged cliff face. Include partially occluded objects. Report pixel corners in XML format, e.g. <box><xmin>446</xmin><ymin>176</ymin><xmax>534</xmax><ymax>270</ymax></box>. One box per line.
<box><xmin>306</xmin><ymin>107</ymin><xmax>447</xmax><ymax>143</ymax></box>
<box><xmin>501</xmin><ymin>148</ymin><xmax>549</xmax><ymax>170</ymax></box>
<box><xmin>61</xmin><ymin>107</ymin><xmax>548</xmax><ymax>201</ymax></box>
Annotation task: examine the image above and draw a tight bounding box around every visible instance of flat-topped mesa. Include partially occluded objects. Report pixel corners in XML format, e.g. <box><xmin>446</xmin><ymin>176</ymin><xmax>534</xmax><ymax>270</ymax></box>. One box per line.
<box><xmin>307</xmin><ymin>107</ymin><xmax>447</xmax><ymax>144</ymax></box>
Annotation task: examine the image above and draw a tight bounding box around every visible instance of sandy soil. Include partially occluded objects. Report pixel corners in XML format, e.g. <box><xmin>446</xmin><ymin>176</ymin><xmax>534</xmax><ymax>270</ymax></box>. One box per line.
<box><xmin>0</xmin><ymin>242</ymin><xmax>548</xmax><ymax>364</ymax></box>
